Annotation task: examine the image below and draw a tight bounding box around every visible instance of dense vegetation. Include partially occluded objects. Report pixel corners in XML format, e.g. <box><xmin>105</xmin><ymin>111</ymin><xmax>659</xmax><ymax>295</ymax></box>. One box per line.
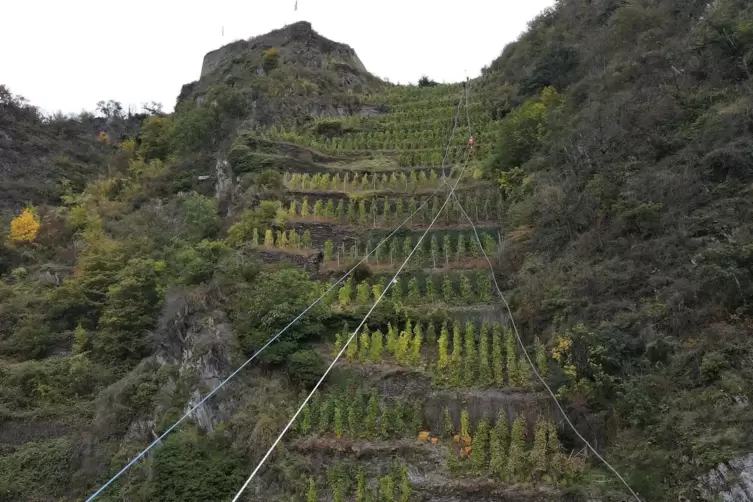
<box><xmin>1</xmin><ymin>1</ymin><xmax>752</xmax><ymax>501</ymax></box>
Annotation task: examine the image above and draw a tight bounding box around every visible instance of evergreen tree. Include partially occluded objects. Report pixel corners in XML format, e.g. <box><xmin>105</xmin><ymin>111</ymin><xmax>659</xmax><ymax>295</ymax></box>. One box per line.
<box><xmin>437</xmin><ymin>322</ymin><xmax>450</xmax><ymax>370</ymax></box>
<box><xmin>478</xmin><ymin>322</ymin><xmax>492</xmax><ymax>386</ymax></box>
<box><xmin>395</xmin><ymin>199</ymin><xmax>404</xmax><ymax>222</ymax></box>
<box><xmin>379</xmin><ymin>475</ymin><xmax>394</xmax><ymax>502</ymax></box>
<box><xmin>410</xmin><ymin>323</ymin><xmax>423</xmax><ymax>366</ymax></box>
<box><xmin>264</xmin><ymin>228</ymin><xmax>275</xmax><ymax>247</ymax></box>
<box><xmin>463</xmin><ymin>321</ymin><xmax>476</xmax><ymax>386</ymax></box>
<box><xmin>442</xmin><ymin>276</ymin><xmax>454</xmax><ymax>303</ymax></box>
<box><xmin>339</xmin><ymin>277</ymin><xmax>354</xmax><ymax>307</ymax></box>
<box><xmin>336</xmin><ymin>199</ymin><xmax>345</xmax><ymax>221</ymax></box>
<box><xmin>288</xmin><ymin>200</ymin><xmax>298</xmax><ymax>217</ymax></box>
<box><xmin>495</xmin><ymin>412</ymin><xmax>509</xmax><ymax>465</ymax></box>
<box><xmin>409</xmin><ymin>170</ymin><xmax>419</xmax><ymax>188</ymax></box>
<box><xmin>325</xmin><ymin>199</ymin><xmax>336</xmax><ymax>219</ymax></box>
<box><xmin>402</xmin><ymin>235</ymin><xmax>413</xmax><ymax>261</ymax></box>
<box><xmin>411</xmin><ymin>401</ymin><xmax>423</xmax><ymax>434</ymax></box>
<box><xmin>450</xmin><ymin>321</ymin><xmax>462</xmax><ymax>387</ymax></box>
<box><xmin>396</xmin><ymin>328</ymin><xmax>411</xmax><ymax>364</ymax></box>
<box><xmin>370</xmin><ymin>329</ymin><xmax>384</xmax><ymax>363</ymax></box>
<box><xmin>482</xmin><ymin>232</ymin><xmax>496</xmax><ymax>254</ymax></box>
<box><xmin>313</xmin><ymin>199</ymin><xmax>324</xmax><ymax>217</ymax></box>
<box><xmin>289</xmin><ymin>229</ymin><xmax>300</xmax><ymax>249</ymax></box>
<box><xmin>391</xmin><ymin>277</ymin><xmax>403</xmax><ymax>304</ymax></box>
<box><xmin>302</xmin><ymin>230</ymin><xmax>313</xmax><ymax>248</ymax></box>
<box><xmin>446</xmin><ymin>443</ymin><xmax>461</xmax><ymax>476</ymax></box>
<box><xmin>534</xmin><ymin>336</ymin><xmax>548</xmax><ymax>377</ymax></box>
<box><xmin>307</xmin><ymin>477</ymin><xmax>317</xmax><ymax>502</ymax></box>
<box><xmin>318</xmin><ymin>398</ymin><xmax>331</xmax><ymax>433</ymax></box>
<box><xmin>276</xmin><ymin>230</ymin><xmax>287</xmax><ymax>248</ymax></box>
<box><xmin>324</xmin><ymin>240</ymin><xmax>334</xmax><ymax>261</ymax></box>
<box><xmin>426</xmin><ymin>321</ymin><xmax>436</xmax><ymax>345</ymax></box>
<box><xmin>459</xmin><ymin>275</ymin><xmax>474</xmax><ymax>303</ymax></box>
<box><xmin>356</xmin><ymin>468</ymin><xmax>366</xmax><ymax>502</ymax></box>
<box><xmin>470</xmin><ymin>418</ymin><xmax>490</xmax><ymax>474</ymax></box>
<box><xmin>346</xmin><ymin>331</ymin><xmax>358</xmax><ymax>360</ymax></box>
<box><xmin>492</xmin><ymin>323</ymin><xmax>505</xmax><ymax>386</ymax></box>
<box><xmin>506</xmin><ymin>415</ymin><xmax>527</xmax><ymax>482</ymax></box>
<box><xmin>357</xmin><ymin>280</ymin><xmax>371</xmax><ymax>304</ymax></box>
<box><xmin>489</xmin><ymin>428</ymin><xmax>504</xmax><ymax>479</ymax></box>
<box><xmin>407</xmin><ymin>277</ymin><xmax>421</xmax><ymax>305</ymax></box>
<box><xmin>382</xmin><ymin>197</ymin><xmax>391</xmax><ymax>224</ymax></box>
<box><xmin>460</xmin><ymin>410</ymin><xmax>471</xmax><ymax>444</ymax></box>
<box><xmin>517</xmin><ymin>355</ymin><xmax>533</xmax><ymax>389</ymax></box>
<box><xmin>301</xmin><ymin>402</ymin><xmax>313</xmax><ymax>435</ymax></box>
<box><xmin>477</xmin><ymin>271</ymin><xmax>492</xmax><ymax>302</ymax></box>
<box><xmin>425</xmin><ymin>276</ymin><xmax>437</xmax><ymax>302</ymax></box>
<box><xmin>365</xmin><ymin>390</ymin><xmax>379</xmax><ymax>438</ymax></box>
<box><xmin>530</xmin><ymin>417</ymin><xmax>548</xmax><ymax>480</ymax></box>
<box><xmin>388</xmin><ymin>238</ymin><xmax>399</xmax><ymax>265</ymax></box>
<box><xmin>347</xmin><ymin>199</ymin><xmax>357</xmax><ymax>224</ymax></box>
<box><xmin>358</xmin><ymin>199</ymin><xmax>368</xmax><ymax>226</ymax></box>
<box><xmin>505</xmin><ymin>329</ymin><xmax>518</xmax><ymax>386</ymax></box>
<box><xmin>386</xmin><ymin>322</ymin><xmax>398</xmax><ymax>355</ymax></box>
<box><xmin>413</xmin><ymin>237</ymin><xmax>425</xmax><ymax>266</ymax></box>
<box><xmin>456</xmin><ymin>234</ymin><xmax>466</xmax><ymax>260</ymax></box>
<box><xmin>469</xmin><ymin>233</ymin><xmax>482</xmax><ymax>259</ymax></box>
<box><xmin>394</xmin><ymin>401</ymin><xmax>407</xmax><ymax>435</ymax></box>
<box><xmin>443</xmin><ymin>407</ymin><xmax>454</xmax><ymax>438</ymax></box>
<box><xmin>430</xmin><ymin>234</ymin><xmax>439</xmax><ymax>267</ymax></box>
<box><xmin>334</xmin><ymin>403</ymin><xmax>345</xmax><ymax>438</ymax></box>
<box><xmin>349</xmin><ymin>398</ymin><xmax>361</xmax><ymax>438</ymax></box>
<box><xmin>359</xmin><ymin>328</ymin><xmax>371</xmax><ymax>362</ymax></box>
<box><xmin>443</xmin><ymin>235</ymin><xmax>452</xmax><ymax>264</ymax></box>
<box><xmin>251</xmin><ymin>227</ymin><xmax>260</xmax><ymax>246</ymax></box>
<box><xmin>399</xmin><ymin>464</ymin><xmax>411</xmax><ymax>502</ymax></box>
<box><xmin>301</xmin><ymin>197</ymin><xmax>310</xmax><ymax>217</ymax></box>
<box><xmin>379</xmin><ymin>406</ymin><xmax>392</xmax><ymax>439</ymax></box>
<box><xmin>372</xmin><ymin>282</ymin><xmax>384</xmax><ymax>302</ymax></box>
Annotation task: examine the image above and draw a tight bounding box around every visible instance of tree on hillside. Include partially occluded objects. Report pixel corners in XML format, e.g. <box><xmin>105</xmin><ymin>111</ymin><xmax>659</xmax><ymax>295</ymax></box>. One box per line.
<box><xmin>418</xmin><ymin>76</ymin><xmax>439</xmax><ymax>87</ymax></box>
<box><xmin>9</xmin><ymin>207</ymin><xmax>40</xmax><ymax>243</ymax></box>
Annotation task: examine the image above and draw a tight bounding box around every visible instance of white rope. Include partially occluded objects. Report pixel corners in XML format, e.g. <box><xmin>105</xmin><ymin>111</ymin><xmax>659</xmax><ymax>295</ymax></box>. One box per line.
<box><xmin>230</xmin><ymin>136</ymin><xmax>474</xmax><ymax>502</ymax></box>
<box><xmin>84</xmin><ymin>92</ymin><xmax>467</xmax><ymax>501</ymax></box>
<box><xmin>453</xmin><ymin>91</ymin><xmax>643</xmax><ymax>502</ymax></box>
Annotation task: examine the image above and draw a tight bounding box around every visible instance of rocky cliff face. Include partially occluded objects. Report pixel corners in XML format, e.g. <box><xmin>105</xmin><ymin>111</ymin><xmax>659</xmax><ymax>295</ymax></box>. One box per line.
<box><xmin>695</xmin><ymin>453</ymin><xmax>753</xmax><ymax>502</ymax></box>
<box><xmin>201</xmin><ymin>21</ymin><xmax>368</xmax><ymax>78</ymax></box>
<box><xmin>177</xmin><ymin>21</ymin><xmax>385</xmax><ymax>127</ymax></box>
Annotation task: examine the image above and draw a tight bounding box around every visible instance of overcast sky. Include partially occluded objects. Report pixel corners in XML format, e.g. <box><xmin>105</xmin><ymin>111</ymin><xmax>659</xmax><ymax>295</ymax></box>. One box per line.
<box><xmin>1</xmin><ymin>0</ymin><xmax>555</xmax><ymax>115</ymax></box>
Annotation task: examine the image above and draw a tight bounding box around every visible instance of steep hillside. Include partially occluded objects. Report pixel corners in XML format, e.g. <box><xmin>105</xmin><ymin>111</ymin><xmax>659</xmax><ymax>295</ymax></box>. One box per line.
<box><xmin>0</xmin><ymin>86</ymin><xmax>111</xmax><ymax>213</ymax></box>
<box><xmin>1</xmin><ymin>3</ymin><xmax>753</xmax><ymax>502</ymax></box>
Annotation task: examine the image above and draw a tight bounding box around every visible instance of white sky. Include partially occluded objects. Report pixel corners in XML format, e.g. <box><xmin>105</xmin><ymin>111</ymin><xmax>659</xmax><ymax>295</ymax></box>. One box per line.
<box><xmin>1</xmin><ymin>0</ymin><xmax>555</xmax><ymax>115</ymax></box>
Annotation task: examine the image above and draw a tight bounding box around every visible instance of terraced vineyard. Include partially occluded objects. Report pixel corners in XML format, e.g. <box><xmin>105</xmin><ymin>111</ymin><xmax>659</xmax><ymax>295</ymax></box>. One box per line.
<box><xmin>244</xmin><ymin>83</ymin><xmax>591</xmax><ymax>501</ymax></box>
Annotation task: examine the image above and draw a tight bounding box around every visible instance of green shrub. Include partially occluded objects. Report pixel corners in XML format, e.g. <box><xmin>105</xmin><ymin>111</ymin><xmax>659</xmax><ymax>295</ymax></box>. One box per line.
<box><xmin>227</xmin><ymin>145</ymin><xmax>280</xmax><ymax>173</ymax></box>
<box><xmin>263</xmin><ymin>48</ymin><xmax>281</xmax><ymax>71</ymax></box>
<box><xmin>286</xmin><ymin>349</ymin><xmax>325</xmax><ymax>387</ymax></box>
<box><xmin>148</xmin><ymin>428</ymin><xmax>245</xmax><ymax>502</ymax></box>
<box><xmin>138</xmin><ymin>115</ymin><xmax>172</xmax><ymax>161</ymax></box>
<box><xmin>0</xmin><ymin>438</ymin><xmax>73</xmax><ymax>500</ymax></box>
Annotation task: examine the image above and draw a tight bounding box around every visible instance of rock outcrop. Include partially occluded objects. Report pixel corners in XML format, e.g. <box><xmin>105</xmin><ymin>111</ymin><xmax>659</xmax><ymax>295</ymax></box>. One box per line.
<box><xmin>201</xmin><ymin>21</ymin><xmax>368</xmax><ymax>78</ymax></box>
<box><xmin>696</xmin><ymin>453</ymin><xmax>753</xmax><ymax>502</ymax></box>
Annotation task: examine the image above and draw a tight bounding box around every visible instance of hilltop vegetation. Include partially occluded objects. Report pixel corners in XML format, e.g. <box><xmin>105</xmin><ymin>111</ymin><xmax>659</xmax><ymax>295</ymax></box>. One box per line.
<box><xmin>1</xmin><ymin>2</ymin><xmax>752</xmax><ymax>501</ymax></box>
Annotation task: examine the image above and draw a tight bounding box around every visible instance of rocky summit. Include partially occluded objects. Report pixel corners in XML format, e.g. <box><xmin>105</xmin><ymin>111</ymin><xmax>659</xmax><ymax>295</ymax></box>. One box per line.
<box><xmin>1</xmin><ymin>1</ymin><xmax>753</xmax><ymax>501</ymax></box>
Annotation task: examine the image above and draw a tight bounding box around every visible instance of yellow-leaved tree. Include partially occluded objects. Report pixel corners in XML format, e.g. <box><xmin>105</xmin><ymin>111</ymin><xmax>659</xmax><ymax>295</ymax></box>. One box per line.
<box><xmin>10</xmin><ymin>207</ymin><xmax>40</xmax><ymax>243</ymax></box>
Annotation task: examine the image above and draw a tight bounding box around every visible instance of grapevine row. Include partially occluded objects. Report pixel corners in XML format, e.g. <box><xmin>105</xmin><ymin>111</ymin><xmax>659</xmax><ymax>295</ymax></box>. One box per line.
<box><xmin>284</xmin><ymin>169</ymin><xmax>454</xmax><ymax>192</ymax></box>
<box><xmin>287</xmin><ymin>191</ymin><xmax>503</xmax><ymax>228</ymax></box>
<box><xmin>323</xmin><ymin>230</ymin><xmax>500</xmax><ymax>269</ymax></box>
<box><xmin>335</xmin><ymin>319</ymin><xmax>548</xmax><ymax>390</ymax></box>
<box><xmin>328</xmin><ymin>271</ymin><xmax>494</xmax><ymax>308</ymax></box>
